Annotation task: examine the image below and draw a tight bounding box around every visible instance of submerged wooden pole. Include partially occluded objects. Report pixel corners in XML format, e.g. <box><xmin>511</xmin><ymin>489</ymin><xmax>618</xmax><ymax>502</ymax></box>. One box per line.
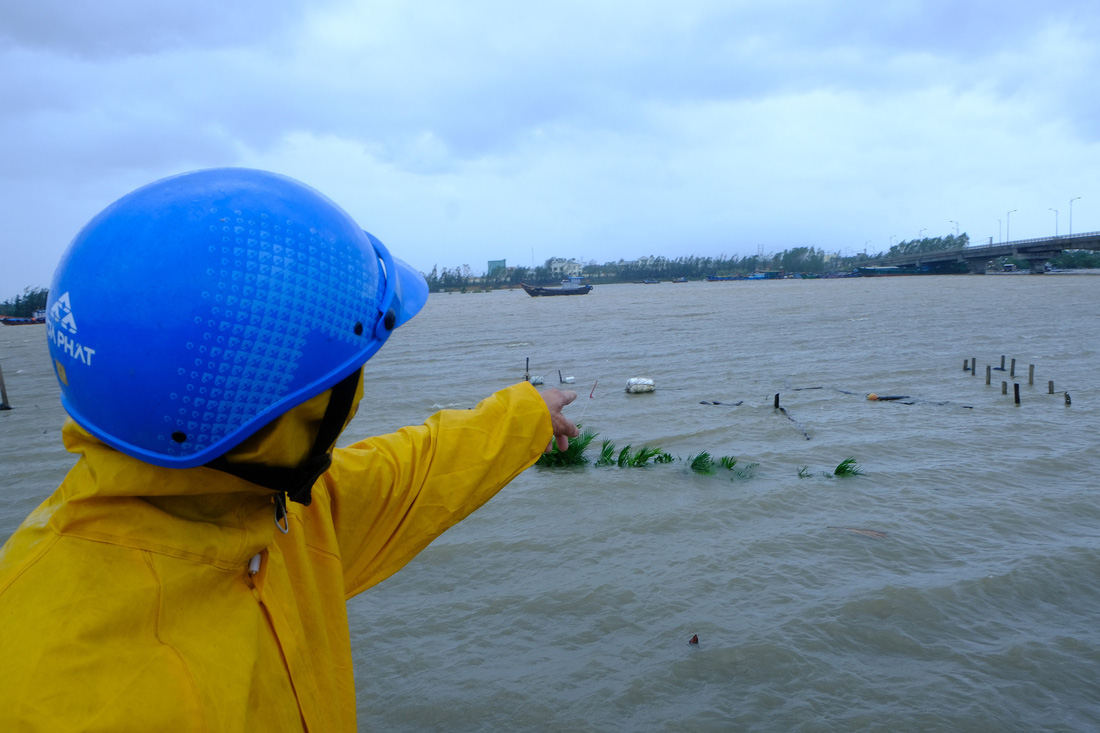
<box><xmin>1001</xmin><ymin>381</ymin><xmax>1008</xmax><ymax>395</ymax></box>
<box><xmin>1010</xmin><ymin>358</ymin><xmax>1016</xmax><ymax>377</ymax></box>
<box><xmin>1014</xmin><ymin>383</ymin><xmax>1020</xmax><ymax>405</ymax></box>
<box><xmin>0</xmin><ymin>362</ymin><xmax>11</xmax><ymax>410</ymax></box>
<box><xmin>963</xmin><ymin>358</ymin><xmax>969</xmax><ymax>371</ymax></box>
<box><xmin>998</xmin><ymin>355</ymin><xmax>1006</xmax><ymax>370</ymax></box>
<box><xmin>971</xmin><ymin>358</ymin><xmax>977</xmax><ymax>375</ymax></box>
<box><xmin>1048</xmin><ymin>380</ymin><xmax>1055</xmax><ymax>395</ymax></box>
<box><xmin>774</xmin><ymin>393</ymin><xmax>780</xmax><ymax>409</ymax></box>
<box><xmin>986</xmin><ymin>365</ymin><xmax>991</xmax><ymax>385</ymax></box>
<box><xmin>1028</xmin><ymin>364</ymin><xmax>1034</xmax><ymax>386</ymax></box>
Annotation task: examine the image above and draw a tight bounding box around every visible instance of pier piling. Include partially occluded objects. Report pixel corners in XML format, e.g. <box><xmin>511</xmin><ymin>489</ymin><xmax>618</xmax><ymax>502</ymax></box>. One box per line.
<box><xmin>1010</xmin><ymin>358</ymin><xmax>1016</xmax><ymax>377</ymax></box>
<box><xmin>1029</xmin><ymin>364</ymin><xmax>1034</xmax><ymax>386</ymax></box>
<box><xmin>1001</xmin><ymin>381</ymin><xmax>1008</xmax><ymax>395</ymax></box>
<box><xmin>963</xmin><ymin>358</ymin><xmax>969</xmax><ymax>372</ymax></box>
<box><xmin>1014</xmin><ymin>383</ymin><xmax>1020</xmax><ymax>405</ymax></box>
<box><xmin>1049</xmin><ymin>380</ymin><xmax>1055</xmax><ymax>395</ymax></box>
<box><xmin>986</xmin><ymin>365</ymin><xmax>991</xmax><ymax>385</ymax></box>
<box><xmin>0</xmin><ymin>362</ymin><xmax>10</xmax><ymax>410</ymax></box>
<box><xmin>774</xmin><ymin>393</ymin><xmax>780</xmax><ymax>409</ymax></box>
<box><xmin>971</xmin><ymin>358</ymin><xmax>977</xmax><ymax>375</ymax></box>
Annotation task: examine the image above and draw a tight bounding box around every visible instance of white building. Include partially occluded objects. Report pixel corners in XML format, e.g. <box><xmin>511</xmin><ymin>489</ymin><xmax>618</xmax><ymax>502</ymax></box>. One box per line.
<box><xmin>547</xmin><ymin>258</ymin><xmax>584</xmax><ymax>276</ymax></box>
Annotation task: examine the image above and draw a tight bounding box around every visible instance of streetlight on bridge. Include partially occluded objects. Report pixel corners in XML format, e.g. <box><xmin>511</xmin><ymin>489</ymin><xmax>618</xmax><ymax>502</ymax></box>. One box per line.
<box><xmin>919</xmin><ymin>228</ymin><xmax>926</xmax><ymax>240</ymax></box>
<box><xmin>1006</xmin><ymin>210</ymin><xmax>1017</xmax><ymax>242</ymax></box>
<box><xmin>1069</xmin><ymin>196</ymin><xmax>1081</xmax><ymax>235</ymax></box>
<box><xmin>1049</xmin><ymin>208</ymin><xmax>1058</xmax><ymax>236</ymax></box>
<box><xmin>949</xmin><ymin>220</ymin><xmax>959</xmax><ymax>237</ymax></box>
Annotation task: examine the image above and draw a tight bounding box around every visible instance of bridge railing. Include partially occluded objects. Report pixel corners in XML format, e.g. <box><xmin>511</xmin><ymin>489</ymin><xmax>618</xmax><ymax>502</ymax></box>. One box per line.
<box><xmin>959</xmin><ymin>230</ymin><xmax>1100</xmax><ymax>253</ymax></box>
<box><xmin>885</xmin><ymin>230</ymin><xmax>1100</xmax><ymax>264</ymax></box>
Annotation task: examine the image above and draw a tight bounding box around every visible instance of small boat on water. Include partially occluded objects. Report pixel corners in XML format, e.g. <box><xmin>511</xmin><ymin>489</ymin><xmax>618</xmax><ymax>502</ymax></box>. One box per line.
<box><xmin>520</xmin><ymin>277</ymin><xmax>592</xmax><ymax>297</ymax></box>
<box><xmin>1</xmin><ymin>309</ymin><xmax>46</xmax><ymax>326</ymax></box>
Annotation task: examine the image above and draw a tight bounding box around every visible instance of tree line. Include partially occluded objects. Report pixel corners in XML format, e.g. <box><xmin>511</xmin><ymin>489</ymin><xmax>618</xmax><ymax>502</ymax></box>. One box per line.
<box><xmin>6</xmin><ymin>238</ymin><xmax>1099</xmax><ymax>304</ymax></box>
<box><xmin>424</xmin><ymin>235</ymin><xmax>1098</xmax><ymax>290</ymax></box>
<box><xmin>0</xmin><ymin>287</ymin><xmax>48</xmax><ymax>317</ymax></box>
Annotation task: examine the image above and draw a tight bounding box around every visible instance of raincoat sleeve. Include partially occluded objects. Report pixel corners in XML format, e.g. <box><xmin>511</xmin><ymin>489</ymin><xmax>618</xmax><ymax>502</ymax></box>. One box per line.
<box><xmin>321</xmin><ymin>381</ymin><xmax>553</xmax><ymax>597</ymax></box>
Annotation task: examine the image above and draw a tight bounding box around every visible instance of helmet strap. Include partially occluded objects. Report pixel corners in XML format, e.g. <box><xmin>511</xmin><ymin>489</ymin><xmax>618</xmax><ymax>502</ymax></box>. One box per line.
<box><xmin>205</xmin><ymin>368</ymin><xmax>362</xmax><ymax>507</ymax></box>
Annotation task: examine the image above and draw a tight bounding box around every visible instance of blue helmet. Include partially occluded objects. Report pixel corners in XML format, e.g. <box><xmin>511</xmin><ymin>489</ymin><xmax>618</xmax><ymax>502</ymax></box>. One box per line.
<box><xmin>47</xmin><ymin>168</ymin><xmax>428</xmax><ymax>469</ymax></box>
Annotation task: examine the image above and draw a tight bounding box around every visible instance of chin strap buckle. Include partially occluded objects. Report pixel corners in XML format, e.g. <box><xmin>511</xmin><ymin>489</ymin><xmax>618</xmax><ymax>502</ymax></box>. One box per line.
<box><xmin>273</xmin><ymin>493</ymin><xmax>290</xmax><ymax>534</ymax></box>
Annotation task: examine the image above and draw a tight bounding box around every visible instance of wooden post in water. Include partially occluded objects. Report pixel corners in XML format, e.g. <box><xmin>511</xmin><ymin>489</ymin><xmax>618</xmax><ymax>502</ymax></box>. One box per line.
<box><xmin>999</xmin><ymin>355</ymin><xmax>1006</xmax><ymax>370</ymax></box>
<box><xmin>1001</xmin><ymin>381</ymin><xmax>1008</xmax><ymax>395</ymax></box>
<box><xmin>1048</xmin><ymin>380</ymin><xmax>1055</xmax><ymax>395</ymax></box>
<box><xmin>1010</xmin><ymin>358</ymin><xmax>1016</xmax><ymax>377</ymax></box>
<box><xmin>1028</xmin><ymin>364</ymin><xmax>1034</xmax><ymax>386</ymax></box>
<box><xmin>774</xmin><ymin>393</ymin><xmax>780</xmax><ymax>409</ymax></box>
<box><xmin>963</xmin><ymin>358</ymin><xmax>969</xmax><ymax>371</ymax></box>
<box><xmin>1014</xmin><ymin>383</ymin><xmax>1020</xmax><ymax>405</ymax></box>
<box><xmin>986</xmin><ymin>365</ymin><xmax>991</xmax><ymax>385</ymax></box>
<box><xmin>0</xmin><ymin>361</ymin><xmax>11</xmax><ymax>410</ymax></box>
<box><xmin>971</xmin><ymin>358</ymin><xmax>977</xmax><ymax>375</ymax></box>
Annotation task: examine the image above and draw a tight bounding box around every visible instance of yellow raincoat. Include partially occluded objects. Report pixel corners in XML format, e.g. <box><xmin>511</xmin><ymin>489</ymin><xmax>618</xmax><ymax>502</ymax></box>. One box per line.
<box><xmin>0</xmin><ymin>381</ymin><xmax>552</xmax><ymax>732</ymax></box>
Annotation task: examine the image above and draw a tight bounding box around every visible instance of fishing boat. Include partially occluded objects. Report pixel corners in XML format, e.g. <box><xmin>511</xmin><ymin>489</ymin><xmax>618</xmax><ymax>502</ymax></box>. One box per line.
<box><xmin>1</xmin><ymin>309</ymin><xmax>46</xmax><ymax>326</ymax></box>
<box><xmin>520</xmin><ymin>277</ymin><xmax>592</xmax><ymax>297</ymax></box>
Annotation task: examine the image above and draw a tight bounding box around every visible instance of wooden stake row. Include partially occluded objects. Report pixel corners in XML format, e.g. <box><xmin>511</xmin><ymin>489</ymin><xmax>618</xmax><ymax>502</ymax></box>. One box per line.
<box><xmin>967</xmin><ymin>355</ymin><xmax>1071</xmax><ymax>405</ymax></box>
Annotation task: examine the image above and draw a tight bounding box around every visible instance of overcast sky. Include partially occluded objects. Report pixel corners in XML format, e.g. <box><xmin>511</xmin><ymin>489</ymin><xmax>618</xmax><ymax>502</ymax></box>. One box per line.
<box><xmin>3</xmin><ymin>0</ymin><xmax>1099</xmax><ymax>298</ymax></box>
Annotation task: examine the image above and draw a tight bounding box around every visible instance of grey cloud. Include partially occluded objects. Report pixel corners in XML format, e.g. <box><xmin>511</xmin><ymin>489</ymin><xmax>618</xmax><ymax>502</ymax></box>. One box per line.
<box><xmin>0</xmin><ymin>0</ymin><xmax>323</xmax><ymax>58</ymax></box>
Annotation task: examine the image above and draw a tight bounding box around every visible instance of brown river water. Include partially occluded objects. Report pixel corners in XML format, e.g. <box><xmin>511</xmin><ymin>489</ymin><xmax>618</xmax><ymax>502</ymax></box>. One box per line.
<box><xmin>2</xmin><ymin>273</ymin><xmax>1099</xmax><ymax>731</ymax></box>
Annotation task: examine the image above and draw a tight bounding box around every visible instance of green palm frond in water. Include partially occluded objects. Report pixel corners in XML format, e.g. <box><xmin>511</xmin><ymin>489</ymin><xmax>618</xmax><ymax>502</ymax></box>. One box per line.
<box><xmin>595</xmin><ymin>439</ymin><xmax>616</xmax><ymax>467</ymax></box>
<box><xmin>536</xmin><ymin>427</ymin><xmax>597</xmax><ymax>467</ymax></box>
<box><xmin>834</xmin><ymin>457</ymin><xmax>864</xmax><ymax>477</ymax></box>
<box><xmin>628</xmin><ymin>445</ymin><xmax>667</xmax><ymax>467</ymax></box>
<box><xmin>688</xmin><ymin>451</ymin><xmax>716</xmax><ymax>475</ymax></box>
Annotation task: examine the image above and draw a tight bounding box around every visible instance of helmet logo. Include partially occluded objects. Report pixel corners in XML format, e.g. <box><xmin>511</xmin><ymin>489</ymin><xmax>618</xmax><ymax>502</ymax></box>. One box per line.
<box><xmin>48</xmin><ymin>291</ymin><xmax>97</xmax><ymax>367</ymax></box>
<box><xmin>50</xmin><ymin>292</ymin><xmax>78</xmax><ymax>335</ymax></box>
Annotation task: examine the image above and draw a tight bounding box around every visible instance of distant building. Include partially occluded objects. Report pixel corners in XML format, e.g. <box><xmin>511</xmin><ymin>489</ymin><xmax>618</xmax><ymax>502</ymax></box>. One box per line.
<box><xmin>547</xmin><ymin>258</ymin><xmax>584</xmax><ymax>277</ymax></box>
<box><xmin>487</xmin><ymin>259</ymin><xmax>507</xmax><ymax>276</ymax></box>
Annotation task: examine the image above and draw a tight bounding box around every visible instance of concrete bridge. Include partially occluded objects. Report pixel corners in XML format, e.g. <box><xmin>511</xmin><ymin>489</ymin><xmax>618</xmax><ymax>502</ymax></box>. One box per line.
<box><xmin>882</xmin><ymin>231</ymin><xmax>1100</xmax><ymax>273</ymax></box>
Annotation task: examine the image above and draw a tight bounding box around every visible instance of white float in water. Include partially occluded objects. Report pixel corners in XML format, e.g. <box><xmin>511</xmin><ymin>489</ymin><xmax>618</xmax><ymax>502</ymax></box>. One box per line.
<box><xmin>625</xmin><ymin>377</ymin><xmax>655</xmax><ymax>393</ymax></box>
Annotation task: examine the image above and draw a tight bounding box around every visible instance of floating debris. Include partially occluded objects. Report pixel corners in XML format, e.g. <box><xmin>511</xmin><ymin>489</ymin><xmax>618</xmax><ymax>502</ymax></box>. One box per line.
<box><xmin>828</xmin><ymin>526</ymin><xmax>887</xmax><ymax>539</ymax></box>
<box><xmin>867</xmin><ymin>393</ymin><xmax>910</xmax><ymax>401</ymax></box>
<box><xmin>699</xmin><ymin>400</ymin><xmax>743</xmax><ymax>406</ymax></box>
<box><xmin>626</xmin><ymin>377</ymin><xmax>655</xmax><ymax>393</ymax></box>
<box><xmin>688</xmin><ymin>634</ymin><xmax>699</xmax><ymax>645</ymax></box>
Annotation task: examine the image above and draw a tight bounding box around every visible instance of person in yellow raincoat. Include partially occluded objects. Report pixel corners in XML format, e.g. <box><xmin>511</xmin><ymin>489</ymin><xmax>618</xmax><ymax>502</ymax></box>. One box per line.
<box><xmin>0</xmin><ymin>169</ymin><xmax>579</xmax><ymax>731</ymax></box>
